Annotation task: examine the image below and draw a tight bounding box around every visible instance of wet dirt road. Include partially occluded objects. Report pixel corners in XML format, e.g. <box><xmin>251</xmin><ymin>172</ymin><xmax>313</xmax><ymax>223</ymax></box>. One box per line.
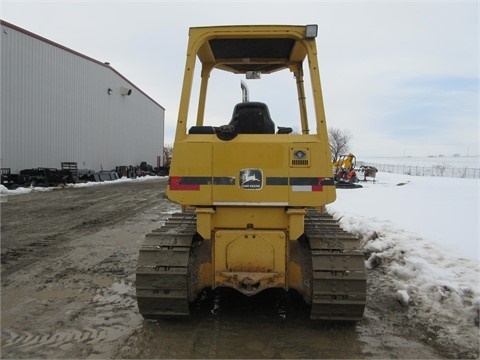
<box><xmin>0</xmin><ymin>178</ymin><xmax>460</xmax><ymax>359</ymax></box>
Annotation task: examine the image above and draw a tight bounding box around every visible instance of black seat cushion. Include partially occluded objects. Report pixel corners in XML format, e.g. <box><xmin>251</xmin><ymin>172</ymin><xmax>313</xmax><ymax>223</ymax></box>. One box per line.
<box><xmin>229</xmin><ymin>102</ymin><xmax>275</xmax><ymax>134</ymax></box>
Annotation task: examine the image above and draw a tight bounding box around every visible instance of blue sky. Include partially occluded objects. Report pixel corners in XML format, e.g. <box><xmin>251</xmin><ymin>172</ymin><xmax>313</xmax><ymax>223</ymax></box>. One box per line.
<box><xmin>1</xmin><ymin>0</ymin><xmax>478</xmax><ymax>157</ymax></box>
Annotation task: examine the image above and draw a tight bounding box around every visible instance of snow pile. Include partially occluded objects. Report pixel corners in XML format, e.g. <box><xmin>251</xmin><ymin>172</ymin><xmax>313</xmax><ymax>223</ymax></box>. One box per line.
<box><xmin>328</xmin><ymin>171</ymin><xmax>479</xmax><ymax>352</ymax></box>
<box><xmin>0</xmin><ymin>175</ymin><xmax>163</xmax><ymax>195</ymax></box>
<box><xmin>0</xmin><ymin>185</ymin><xmax>33</xmax><ymax>195</ymax></box>
<box><xmin>68</xmin><ymin>174</ymin><xmax>163</xmax><ymax>188</ymax></box>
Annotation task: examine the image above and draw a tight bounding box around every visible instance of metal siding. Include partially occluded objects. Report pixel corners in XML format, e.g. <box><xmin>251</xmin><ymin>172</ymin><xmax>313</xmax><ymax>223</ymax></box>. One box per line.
<box><xmin>1</xmin><ymin>23</ymin><xmax>164</xmax><ymax>174</ymax></box>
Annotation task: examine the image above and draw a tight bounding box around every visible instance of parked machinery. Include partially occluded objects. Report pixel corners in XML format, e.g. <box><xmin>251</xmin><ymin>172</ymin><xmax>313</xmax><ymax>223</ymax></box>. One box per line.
<box><xmin>135</xmin><ymin>25</ymin><xmax>366</xmax><ymax>321</ymax></box>
<box><xmin>333</xmin><ymin>153</ymin><xmax>361</xmax><ymax>187</ymax></box>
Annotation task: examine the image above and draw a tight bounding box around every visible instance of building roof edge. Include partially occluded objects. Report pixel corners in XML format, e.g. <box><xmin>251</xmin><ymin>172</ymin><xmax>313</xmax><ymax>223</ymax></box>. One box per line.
<box><xmin>0</xmin><ymin>19</ymin><xmax>165</xmax><ymax>111</ymax></box>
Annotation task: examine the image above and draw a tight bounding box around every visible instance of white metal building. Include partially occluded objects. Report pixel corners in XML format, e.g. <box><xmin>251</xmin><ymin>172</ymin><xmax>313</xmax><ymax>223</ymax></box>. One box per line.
<box><xmin>0</xmin><ymin>20</ymin><xmax>165</xmax><ymax>174</ymax></box>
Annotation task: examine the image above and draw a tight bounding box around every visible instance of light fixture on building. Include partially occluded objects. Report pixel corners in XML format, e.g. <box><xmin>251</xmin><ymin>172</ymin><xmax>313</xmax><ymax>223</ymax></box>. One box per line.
<box><xmin>120</xmin><ymin>86</ymin><xmax>132</xmax><ymax>96</ymax></box>
<box><xmin>107</xmin><ymin>88</ymin><xmax>113</xmax><ymax>95</ymax></box>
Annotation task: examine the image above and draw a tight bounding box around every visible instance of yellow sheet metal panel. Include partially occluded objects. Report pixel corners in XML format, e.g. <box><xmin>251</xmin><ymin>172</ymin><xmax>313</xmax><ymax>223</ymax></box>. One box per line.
<box><xmin>167</xmin><ymin>140</ymin><xmax>212</xmax><ymax>205</ymax></box>
<box><xmin>168</xmin><ymin>134</ymin><xmax>335</xmax><ymax>207</ymax></box>
<box><xmin>213</xmin><ymin>207</ymin><xmax>287</xmax><ymax>230</ymax></box>
<box><xmin>195</xmin><ymin>207</ymin><xmax>215</xmax><ymax>239</ymax></box>
<box><xmin>214</xmin><ymin>229</ymin><xmax>287</xmax><ymax>295</ymax></box>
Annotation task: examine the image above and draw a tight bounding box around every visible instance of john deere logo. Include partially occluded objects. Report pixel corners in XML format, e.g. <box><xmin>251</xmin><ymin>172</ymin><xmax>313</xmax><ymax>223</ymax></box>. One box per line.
<box><xmin>240</xmin><ymin>169</ymin><xmax>262</xmax><ymax>190</ymax></box>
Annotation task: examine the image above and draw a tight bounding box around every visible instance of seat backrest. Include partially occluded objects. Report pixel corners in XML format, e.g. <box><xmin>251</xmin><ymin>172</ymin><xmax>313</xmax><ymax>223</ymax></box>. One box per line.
<box><xmin>188</xmin><ymin>126</ymin><xmax>217</xmax><ymax>134</ymax></box>
<box><xmin>229</xmin><ymin>102</ymin><xmax>275</xmax><ymax>134</ymax></box>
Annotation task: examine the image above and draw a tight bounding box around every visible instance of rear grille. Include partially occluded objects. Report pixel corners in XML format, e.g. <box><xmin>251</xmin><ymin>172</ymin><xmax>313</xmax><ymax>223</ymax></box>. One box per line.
<box><xmin>291</xmin><ymin>159</ymin><xmax>309</xmax><ymax>166</ymax></box>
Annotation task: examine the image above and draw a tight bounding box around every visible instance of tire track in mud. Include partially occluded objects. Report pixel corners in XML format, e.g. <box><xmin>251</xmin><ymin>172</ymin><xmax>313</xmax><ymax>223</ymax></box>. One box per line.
<box><xmin>1</xmin><ymin>179</ymin><xmax>173</xmax><ymax>358</ymax></box>
<box><xmin>1</xmin><ymin>178</ymin><xmax>169</xmax><ymax>279</ymax></box>
<box><xmin>1</xmin><ymin>278</ymin><xmax>140</xmax><ymax>355</ymax></box>
<box><xmin>3</xmin><ymin>327</ymin><xmax>115</xmax><ymax>349</ymax></box>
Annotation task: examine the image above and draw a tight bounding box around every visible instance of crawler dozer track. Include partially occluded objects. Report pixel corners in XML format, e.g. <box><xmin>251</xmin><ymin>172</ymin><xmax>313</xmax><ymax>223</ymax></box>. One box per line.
<box><xmin>305</xmin><ymin>210</ymin><xmax>366</xmax><ymax>321</ymax></box>
<box><xmin>136</xmin><ymin>209</ymin><xmax>366</xmax><ymax>321</ymax></box>
<box><xmin>135</xmin><ymin>211</ymin><xmax>196</xmax><ymax>319</ymax></box>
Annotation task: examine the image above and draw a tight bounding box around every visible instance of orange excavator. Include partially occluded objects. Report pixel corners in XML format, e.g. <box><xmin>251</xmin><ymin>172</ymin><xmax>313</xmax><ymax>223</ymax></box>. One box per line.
<box><xmin>332</xmin><ymin>153</ymin><xmax>362</xmax><ymax>188</ymax></box>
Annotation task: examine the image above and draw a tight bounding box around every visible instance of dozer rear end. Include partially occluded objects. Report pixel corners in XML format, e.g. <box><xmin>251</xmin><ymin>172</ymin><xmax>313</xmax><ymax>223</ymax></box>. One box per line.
<box><xmin>135</xmin><ymin>25</ymin><xmax>366</xmax><ymax>321</ymax></box>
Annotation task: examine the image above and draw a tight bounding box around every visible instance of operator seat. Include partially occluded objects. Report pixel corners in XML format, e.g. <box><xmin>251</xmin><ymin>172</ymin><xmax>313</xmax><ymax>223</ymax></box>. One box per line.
<box><xmin>229</xmin><ymin>102</ymin><xmax>275</xmax><ymax>134</ymax></box>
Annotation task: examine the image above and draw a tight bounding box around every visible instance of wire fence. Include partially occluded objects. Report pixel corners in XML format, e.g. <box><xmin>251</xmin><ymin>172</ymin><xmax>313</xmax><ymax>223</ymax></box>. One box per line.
<box><xmin>360</xmin><ymin>163</ymin><xmax>480</xmax><ymax>179</ymax></box>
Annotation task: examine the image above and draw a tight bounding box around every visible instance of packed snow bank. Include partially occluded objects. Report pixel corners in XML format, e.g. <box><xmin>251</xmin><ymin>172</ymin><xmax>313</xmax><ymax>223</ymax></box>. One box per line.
<box><xmin>0</xmin><ymin>185</ymin><xmax>33</xmax><ymax>195</ymax></box>
<box><xmin>328</xmin><ymin>172</ymin><xmax>479</xmax><ymax>261</ymax></box>
<box><xmin>328</xmin><ymin>171</ymin><xmax>479</xmax><ymax>352</ymax></box>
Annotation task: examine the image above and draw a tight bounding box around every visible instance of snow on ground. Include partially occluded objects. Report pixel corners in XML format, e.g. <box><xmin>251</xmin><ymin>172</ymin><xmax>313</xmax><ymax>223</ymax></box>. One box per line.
<box><xmin>328</xmin><ymin>172</ymin><xmax>479</xmax><ymax>261</ymax></box>
<box><xmin>327</xmin><ymin>171</ymin><xmax>479</xmax><ymax>348</ymax></box>
<box><xmin>361</xmin><ymin>155</ymin><xmax>480</xmax><ymax>168</ymax></box>
<box><xmin>0</xmin><ymin>175</ymin><xmax>162</xmax><ymax>196</ymax></box>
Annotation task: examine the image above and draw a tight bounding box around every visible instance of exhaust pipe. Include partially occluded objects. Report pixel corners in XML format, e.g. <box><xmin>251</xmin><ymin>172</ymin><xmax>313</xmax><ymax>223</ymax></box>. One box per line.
<box><xmin>241</xmin><ymin>80</ymin><xmax>249</xmax><ymax>103</ymax></box>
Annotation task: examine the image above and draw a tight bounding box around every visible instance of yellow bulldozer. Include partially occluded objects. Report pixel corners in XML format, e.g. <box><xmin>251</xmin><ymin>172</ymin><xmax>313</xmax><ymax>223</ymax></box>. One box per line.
<box><xmin>135</xmin><ymin>25</ymin><xmax>366</xmax><ymax>321</ymax></box>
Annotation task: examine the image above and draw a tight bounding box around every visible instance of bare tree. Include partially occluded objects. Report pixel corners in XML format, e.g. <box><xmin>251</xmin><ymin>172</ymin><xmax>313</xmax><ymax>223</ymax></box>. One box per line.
<box><xmin>433</xmin><ymin>161</ymin><xmax>448</xmax><ymax>177</ymax></box>
<box><xmin>328</xmin><ymin>128</ymin><xmax>352</xmax><ymax>162</ymax></box>
<box><xmin>163</xmin><ymin>144</ymin><xmax>173</xmax><ymax>165</ymax></box>
<box><xmin>164</xmin><ymin>144</ymin><xmax>173</xmax><ymax>156</ymax></box>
